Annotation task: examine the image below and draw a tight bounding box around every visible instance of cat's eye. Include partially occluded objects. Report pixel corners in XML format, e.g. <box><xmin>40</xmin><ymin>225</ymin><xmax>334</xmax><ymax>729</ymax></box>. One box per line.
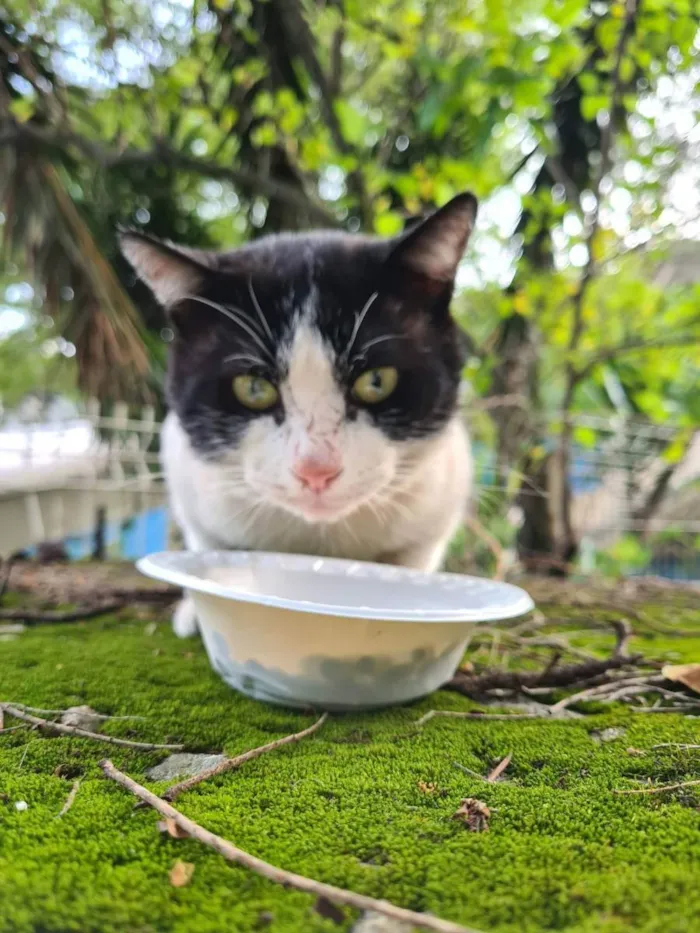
<box><xmin>352</xmin><ymin>367</ymin><xmax>399</xmax><ymax>405</ymax></box>
<box><xmin>232</xmin><ymin>375</ymin><xmax>279</xmax><ymax>411</ymax></box>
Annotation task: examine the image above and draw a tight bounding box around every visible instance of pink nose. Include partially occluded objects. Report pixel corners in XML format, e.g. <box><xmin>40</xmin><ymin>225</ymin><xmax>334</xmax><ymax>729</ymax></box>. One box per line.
<box><xmin>293</xmin><ymin>457</ymin><xmax>342</xmax><ymax>493</ymax></box>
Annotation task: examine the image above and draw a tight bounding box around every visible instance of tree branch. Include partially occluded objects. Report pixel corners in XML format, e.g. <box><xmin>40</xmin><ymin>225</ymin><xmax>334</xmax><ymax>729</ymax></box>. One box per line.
<box><xmin>575</xmin><ymin>330</ymin><xmax>700</xmax><ymax>382</ymax></box>
<box><xmin>0</xmin><ymin>121</ymin><xmax>339</xmax><ymax>227</ymax></box>
<box><xmin>100</xmin><ymin>760</ymin><xmax>484</xmax><ymax>933</ymax></box>
<box><xmin>1</xmin><ymin>705</ymin><xmax>184</xmax><ymax>751</ymax></box>
<box><xmin>162</xmin><ymin>713</ymin><xmax>328</xmax><ymax>801</ymax></box>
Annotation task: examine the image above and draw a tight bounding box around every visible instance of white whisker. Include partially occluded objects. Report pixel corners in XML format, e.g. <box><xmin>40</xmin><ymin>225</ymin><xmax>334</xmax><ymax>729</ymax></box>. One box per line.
<box><xmin>352</xmin><ymin>333</ymin><xmax>406</xmax><ymax>361</ymax></box>
<box><xmin>248</xmin><ymin>279</ymin><xmax>276</xmax><ymax>346</ymax></box>
<box><xmin>223</xmin><ymin>353</ymin><xmax>269</xmax><ymax>368</ymax></box>
<box><xmin>342</xmin><ymin>291</ymin><xmax>379</xmax><ymax>362</ymax></box>
<box><xmin>183</xmin><ymin>294</ymin><xmax>275</xmax><ymax>364</ymax></box>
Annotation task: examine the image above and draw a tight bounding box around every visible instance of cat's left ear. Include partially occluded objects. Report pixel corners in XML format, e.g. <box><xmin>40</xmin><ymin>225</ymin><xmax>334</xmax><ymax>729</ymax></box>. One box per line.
<box><xmin>385</xmin><ymin>192</ymin><xmax>477</xmax><ymax>285</ymax></box>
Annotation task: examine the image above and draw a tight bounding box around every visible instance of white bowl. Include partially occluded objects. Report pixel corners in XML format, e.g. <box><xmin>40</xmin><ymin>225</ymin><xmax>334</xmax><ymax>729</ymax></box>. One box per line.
<box><xmin>137</xmin><ymin>551</ymin><xmax>534</xmax><ymax>711</ymax></box>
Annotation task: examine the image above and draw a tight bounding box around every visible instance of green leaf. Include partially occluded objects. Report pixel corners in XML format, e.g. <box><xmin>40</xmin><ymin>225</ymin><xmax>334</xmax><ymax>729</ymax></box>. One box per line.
<box><xmin>374</xmin><ymin>211</ymin><xmax>404</xmax><ymax>236</ymax></box>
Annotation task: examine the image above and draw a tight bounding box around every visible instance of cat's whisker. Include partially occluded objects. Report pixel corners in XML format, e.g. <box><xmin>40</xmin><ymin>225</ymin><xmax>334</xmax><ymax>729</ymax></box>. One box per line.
<box><xmin>183</xmin><ymin>294</ymin><xmax>275</xmax><ymax>364</ymax></box>
<box><xmin>351</xmin><ymin>333</ymin><xmax>406</xmax><ymax>363</ymax></box>
<box><xmin>342</xmin><ymin>291</ymin><xmax>379</xmax><ymax>362</ymax></box>
<box><xmin>247</xmin><ymin>279</ymin><xmax>276</xmax><ymax>347</ymax></box>
<box><xmin>223</xmin><ymin>353</ymin><xmax>270</xmax><ymax>368</ymax></box>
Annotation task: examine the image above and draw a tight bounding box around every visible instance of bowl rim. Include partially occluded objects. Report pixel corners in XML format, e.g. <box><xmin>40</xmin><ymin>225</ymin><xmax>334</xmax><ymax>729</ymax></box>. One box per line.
<box><xmin>137</xmin><ymin>550</ymin><xmax>535</xmax><ymax>624</ymax></box>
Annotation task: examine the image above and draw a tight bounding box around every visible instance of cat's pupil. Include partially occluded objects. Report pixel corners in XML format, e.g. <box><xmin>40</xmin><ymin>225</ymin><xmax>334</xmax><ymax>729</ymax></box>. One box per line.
<box><xmin>250</xmin><ymin>378</ymin><xmax>263</xmax><ymax>396</ymax></box>
<box><xmin>371</xmin><ymin>372</ymin><xmax>382</xmax><ymax>389</ymax></box>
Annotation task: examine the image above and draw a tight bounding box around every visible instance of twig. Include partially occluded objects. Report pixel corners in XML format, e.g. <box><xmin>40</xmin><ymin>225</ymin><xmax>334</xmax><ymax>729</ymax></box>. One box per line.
<box><xmin>0</xmin><ymin>725</ymin><xmax>28</xmax><ymax>735</ymax></box>
<box><xmin>446</xmin><ymin>619</ymin><xmax>638</xmax><ymax>698</ymax></box>
<box><xmin>549</xmin><ymin>673</ymin><xmax>665</xmax><ymax>713</ymax></box>
<box><xmin>57</xmin><ymin>780</ymin><xmax>80</xmax><ymax>817</ymax></box>
<box><xmin>486</xmin><ymin>753</ymin><xmax>512</xmax><ymax>783</ymax></box>
<box><xmin>417</xmin><ymin>710</ymin><xmax>548</xmax><ymax>727</ymax></box>
<box><xmin>163</xmin><ymin>713</ymin><xmax>328</xmax><ymax>801</ymax></box>
<box><xmin>651</xmin><ymin>744</ymin><xmax>700</xmax><ymax>750</ymax></box>
<box><xmin>100</xmin><ymin>760</ymin><xmax>485</xmax><ymax>933</ymax></box>
<box><xmin>1</xmin><ymin>706</ymin><xmax>184</xmax><ymax>751</ymax></box>
<box><xmin>0</xmin><ymin>601</ymin><xmax>124</xmax><ymax>623</ymax></box>
<box><xmin>632</xmin><ymin>706</ymin><xmax>700</xmax><ymax>714</ymax></box>
<box><xmin>2</xmin><ymin>703</ymin><xmax>145</xmax><ymax>721</ymax></box>
<box><xmin>614</xmin><ymin>780</ymin><xmax>700</xmax><ymax>795</ymax></box>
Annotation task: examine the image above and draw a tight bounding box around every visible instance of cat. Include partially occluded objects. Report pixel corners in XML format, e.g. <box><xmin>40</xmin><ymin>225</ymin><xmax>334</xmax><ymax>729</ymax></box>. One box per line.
<box><xmin>121</xmin><ymin>192</ymin><xmax>477</xmax><ymax>636</ymax></box>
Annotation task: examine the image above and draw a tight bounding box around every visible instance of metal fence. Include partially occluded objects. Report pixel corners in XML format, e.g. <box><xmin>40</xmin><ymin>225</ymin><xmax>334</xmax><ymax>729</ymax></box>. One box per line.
<box><xmin>1</xmin><ymin>398</ymin><xmax>698</xmax><ymax>579</ymax></box>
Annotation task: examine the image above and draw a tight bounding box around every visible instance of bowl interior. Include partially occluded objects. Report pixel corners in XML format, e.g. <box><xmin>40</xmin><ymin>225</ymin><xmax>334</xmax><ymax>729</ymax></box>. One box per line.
<box><xmin>137</xmin><ymin>550</ymin><xmax>534</xmax><ymax>623</ymax></box>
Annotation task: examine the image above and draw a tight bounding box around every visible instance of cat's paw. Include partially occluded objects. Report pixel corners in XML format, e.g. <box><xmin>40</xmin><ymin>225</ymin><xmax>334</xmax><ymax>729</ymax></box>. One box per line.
<box><xmin>172</xmin><ymin>597</ymin><xmax>199</xmax><ymax>638</ymax></box>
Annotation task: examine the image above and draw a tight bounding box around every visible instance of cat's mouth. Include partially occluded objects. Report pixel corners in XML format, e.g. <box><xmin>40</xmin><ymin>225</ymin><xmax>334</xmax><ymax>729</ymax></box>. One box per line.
<box><xmin>269</xmin><ymin>483</ymin><xmax>381</xmax><ymax>524</ymax></box>
<box><xmin>277</xmin><ymin>493</ymin><xmax>362</xmax><ymax>524</ymax></box>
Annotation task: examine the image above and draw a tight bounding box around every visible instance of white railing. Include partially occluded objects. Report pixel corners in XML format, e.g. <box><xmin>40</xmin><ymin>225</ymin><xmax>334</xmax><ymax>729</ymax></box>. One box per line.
<box><xmin>1</xmin><ymin>398</ymin><xmax>698</xmax><ymax>574</ymax></box>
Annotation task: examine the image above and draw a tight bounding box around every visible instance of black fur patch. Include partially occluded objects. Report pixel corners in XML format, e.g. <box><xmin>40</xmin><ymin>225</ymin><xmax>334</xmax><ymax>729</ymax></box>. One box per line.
<box><xmin>123</xmin><ymin>195</ymin><xmax>477</xmax><ymax>457</ymax></box>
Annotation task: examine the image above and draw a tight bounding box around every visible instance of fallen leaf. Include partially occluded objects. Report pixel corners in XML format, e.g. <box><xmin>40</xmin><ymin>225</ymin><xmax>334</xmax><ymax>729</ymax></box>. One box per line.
<box><xmin>452</xmin><ymin>797</ymin><xmax>490</xmax><ymax>832</ymax></box>
<box><xmin>486</xmin><ymin>753</ymin><xmax>512</xmax><ymax>783</ymax></box>
<box><xmin>169</xmin><ymin>860</ymin><xmax>195</xmax><ymax>887</ymax></box>
<box><xmin>417</xmin><ymin>781</ymin><xmax>437</xmax><ymax>795</ymax></box>
<box><xmin>60</xmin><ymin>706</ymin><xmax>103</xmax><ymax>732</ymax></box>
<box><xmin>144</xmin><ymin>622</ymin><xmax>157</xmax><ymax>636</ymax></box>
<box><xmin>314</xmin><ymin>895</ymin><xmax>345</xmax><ymax>925</ymax></box>
<box><xmin>157</xmin><ymin>818</ymin><xmax>189</xmax><ymax>840</ymax></box>
<box><xmin>663</xmin><ymin>663</ymin><xmax>700</xmax><ymax>695</ymax></box>
<box><xmin>626</xmin><ymin>747</ymin><xmax>645</xmax><ymax>757</ymax></box>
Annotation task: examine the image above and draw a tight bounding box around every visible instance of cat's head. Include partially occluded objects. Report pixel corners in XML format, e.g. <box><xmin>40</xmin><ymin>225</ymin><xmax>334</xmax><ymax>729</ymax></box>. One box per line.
<box><xmin>120</xmin><ymin>193</ymin><xmax>476</xmax><ymax>524</ymax></box>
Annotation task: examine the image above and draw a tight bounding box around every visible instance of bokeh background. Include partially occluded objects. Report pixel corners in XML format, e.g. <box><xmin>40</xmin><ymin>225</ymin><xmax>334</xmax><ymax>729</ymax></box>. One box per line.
<box><xmin>1</xmin><ymin>0</ymin><xmax>699</xmax><ymax>580</ymax></box>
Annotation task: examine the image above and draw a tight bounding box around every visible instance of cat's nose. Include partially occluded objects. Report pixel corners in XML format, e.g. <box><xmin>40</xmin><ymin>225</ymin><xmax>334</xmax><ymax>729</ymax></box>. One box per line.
<box><xmin>293</xmin><ymin>456</ymin><xmax>342</xmax><ymax>493</ymax></box>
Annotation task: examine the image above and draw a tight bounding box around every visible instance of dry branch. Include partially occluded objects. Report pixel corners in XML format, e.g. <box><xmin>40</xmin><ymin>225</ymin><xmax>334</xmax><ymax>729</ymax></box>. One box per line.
<box><xmin>445</xmin><ymin>619</ymin><xmax>637</xmax><ymax>698</ymax></box>
<box><xmin>163</xmin><ymin>713</ymin><xmax>328</xmax><ymax>801</ymax></box>
<box><xmin>614</xmin><ymin>780</ymin><xmax>700</xmax><ymax>795</ymax></box>
<box><xmin>100</xmin><ymin>760</ymin><xmax>485</xmax><ymax>933</ymax></box>
<box><xmin>1</xmin><ymin>706</ymin><xmax>183</xmax><ymax>751</ymax></box>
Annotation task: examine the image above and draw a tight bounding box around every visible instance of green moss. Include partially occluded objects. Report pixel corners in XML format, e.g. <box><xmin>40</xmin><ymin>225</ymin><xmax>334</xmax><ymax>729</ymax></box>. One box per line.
<box><xmin>1</xmin><ymin>606</ymin><xmax>700</xmax><ymax>933</ymax></box>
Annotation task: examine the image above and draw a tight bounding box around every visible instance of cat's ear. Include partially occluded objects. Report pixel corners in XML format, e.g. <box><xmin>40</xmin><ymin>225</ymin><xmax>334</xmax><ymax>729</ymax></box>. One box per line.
<box><xmin>119</xmin><ymin>230</ymin><xmax>209</xmax><ymax>308</ymax></box>
<box><xmin>386</xmin><ymin>192</ymin><xmax>477</xmax><ymax>285</ymax></box>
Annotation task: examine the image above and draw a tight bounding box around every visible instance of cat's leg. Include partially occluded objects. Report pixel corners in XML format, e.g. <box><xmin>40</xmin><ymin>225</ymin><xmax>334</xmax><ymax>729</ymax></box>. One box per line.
<box><xmin>171</xmin><ymin>521</ymin><xmax>216</xmax><ymax>638</ymax></box>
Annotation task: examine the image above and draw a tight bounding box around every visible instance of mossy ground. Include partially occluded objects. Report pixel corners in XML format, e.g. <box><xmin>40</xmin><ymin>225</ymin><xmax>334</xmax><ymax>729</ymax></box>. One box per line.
<box><xmin>1</xmin><ymin>591</ymin><xmax>700</xmax><ymax>933</ymax></box>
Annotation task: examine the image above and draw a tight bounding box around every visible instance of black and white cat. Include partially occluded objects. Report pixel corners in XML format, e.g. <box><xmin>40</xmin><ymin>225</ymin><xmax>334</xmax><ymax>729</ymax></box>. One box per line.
<box><xmin>121</xmin><ymin>193</ymin><xmax>477</xmax><ymax>636</ymax></box>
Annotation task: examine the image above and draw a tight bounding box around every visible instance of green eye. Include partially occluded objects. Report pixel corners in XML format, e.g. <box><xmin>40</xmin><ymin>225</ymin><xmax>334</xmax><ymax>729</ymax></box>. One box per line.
<box><xmin>233</xmin><ymin>374</ymin><xmax>279</xmax><ymax>411</ymax></box>
<box><xmin>352</xmin><ymin>367</ymin><xmax>399</xmax><ymax>404</ymax></box>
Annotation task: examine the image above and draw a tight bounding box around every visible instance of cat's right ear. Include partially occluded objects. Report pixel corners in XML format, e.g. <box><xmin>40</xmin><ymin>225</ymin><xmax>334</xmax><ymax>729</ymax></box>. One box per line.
<box><xmin>118</xmin><ymin>230</ymin><xmax>208</xmax><ymax>309</ymax></box>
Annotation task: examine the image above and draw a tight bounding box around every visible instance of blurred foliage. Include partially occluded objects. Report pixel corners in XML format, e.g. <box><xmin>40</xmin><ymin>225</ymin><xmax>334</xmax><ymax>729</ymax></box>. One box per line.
<box><xmin>1</xmin><ymin>0</ymin><xmax>700</xmax><ymax>566</ymax></box>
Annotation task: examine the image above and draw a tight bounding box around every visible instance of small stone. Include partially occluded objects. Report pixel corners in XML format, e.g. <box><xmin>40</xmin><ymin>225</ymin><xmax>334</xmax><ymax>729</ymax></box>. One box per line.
<box><xmin>590</xmin><ymin>727</ymin><xmax>626</xmax><ymax>745</ymax></box>
<box><xmin>145</xmin><ymin>753</ymin><xmax>227</xmax><ymax>782</ymax></box>
<box><xmin>60</xmin><ymin>706</ymin><xmax>103</xmax><ymax>732</ymax></box>
<box><xmin>14</xmin><ymin>801</ymin><xmax>28</xmax><ymax>812</ymax></box>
